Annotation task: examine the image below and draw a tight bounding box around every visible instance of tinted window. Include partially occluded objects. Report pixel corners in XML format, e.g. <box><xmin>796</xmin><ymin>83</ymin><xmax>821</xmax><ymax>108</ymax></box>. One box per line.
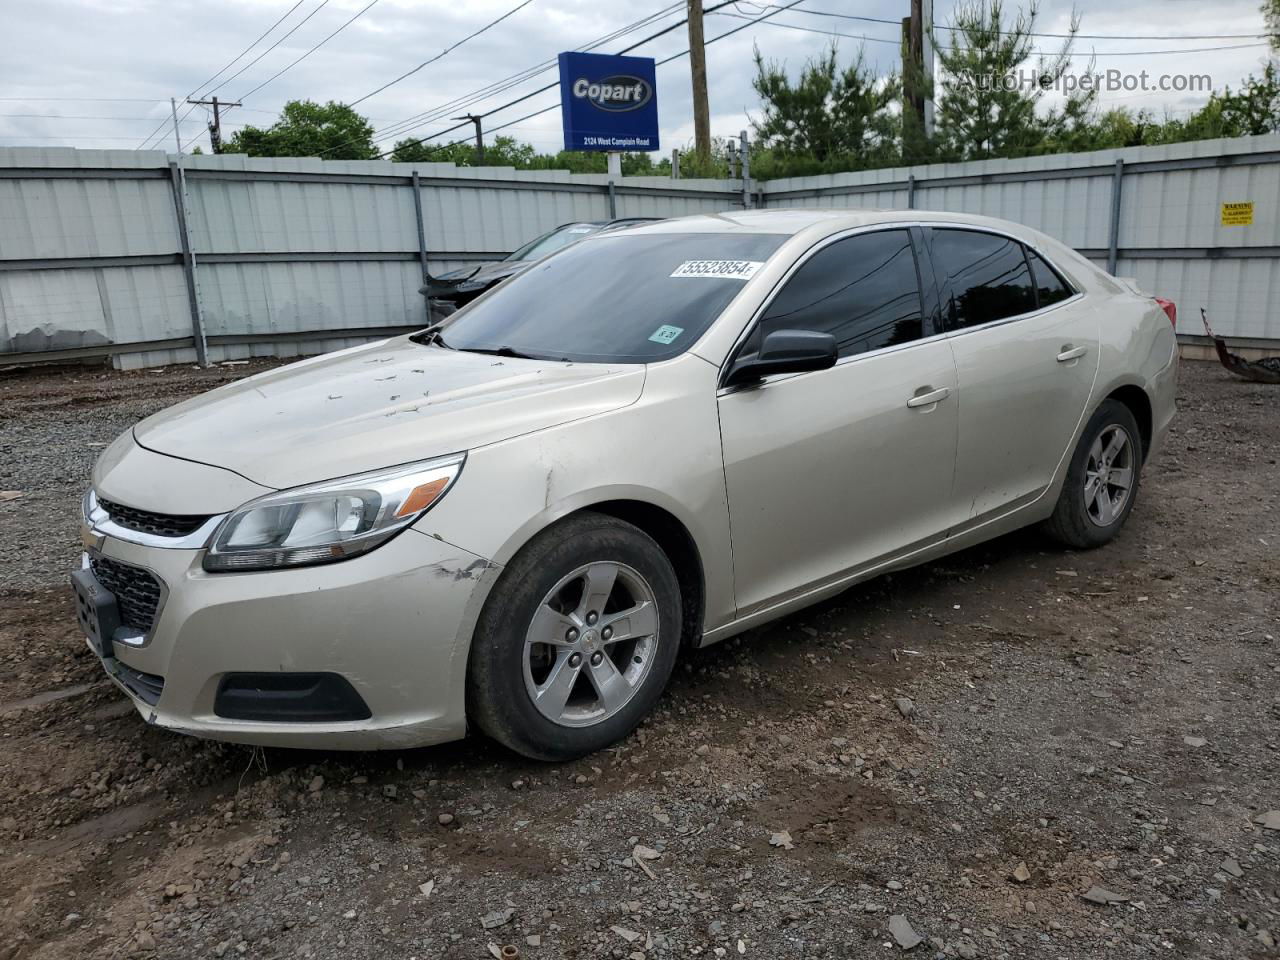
<box><xmin>752</xmin><ymin>230</ymin><xmax>923</xmax><ymax>359</ymax></box>
<box><xmin>1028</xmin><ymin>249</ymin><xmax>1073</xmax><ymax>307</ymax></box>
<box><xmin>441</xmin><ymin>232</ymin><xmax>787</xmax><ymax>363</ymax></box>
<box><xmin>931</xmin><ymin>229</ymin><xmax>1036</xmax><ymax>329</ymax></box>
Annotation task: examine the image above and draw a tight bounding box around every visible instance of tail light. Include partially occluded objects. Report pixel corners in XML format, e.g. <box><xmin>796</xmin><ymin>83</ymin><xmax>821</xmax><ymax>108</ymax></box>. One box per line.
<box><xmin>1154</xmin><ymin>297</ymin><xmax>1177</xmax><ymax>328</ymax></box>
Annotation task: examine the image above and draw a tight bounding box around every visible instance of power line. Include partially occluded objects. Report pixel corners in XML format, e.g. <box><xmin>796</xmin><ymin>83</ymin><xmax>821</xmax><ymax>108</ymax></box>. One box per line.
<box><xmin>0</xmin><ymin>113</ymin><xmax>206</xmax><ymax>122</ymax></box>
<box><xmin>138</xmin><ymin>0</ymin><xmax>341</xmax><ymax>151</ymax></box>
<box><xmin>236</xmin><ymin>0</ymin><xmax>380</xmax><ymax>101</ymax></box>
<box><xmin>202</xmin><ymin>0</ymin><xmax>332</xmax><ymax>98</ymax></box>
<box><xmin>372</xmin><ymin>0</ymin><xmax>737</xmax><ymax>156</ymax></box>
<box><xmin>185</xmin><ymin>0</ymin><xmax>309</xmax><ymax>97</ymax></box>
<box><xmin>382</xmin><ymin>0</ymin><xmax>807</xmax><ymax>160</ymax></box>
<box><xmin>314</xmin><ymin>1</ymin><xmax>684</xmax><ymax>158</ymax></box>
<box><xmin>0</xmin><ymin>97</ymin><xmax>170</xmax><ymax>103</ymax></box>
<box><xmin>349</xmin><ymin>0</ymin><xmax>537</xmax><ymax>107</ymax></box>
<box><xmin>750</xmin><ymin>2</ymin><xmax>1270</xmax><ymax>41</ymax></box>
<box><xmin>717</xmin><ymin>9</ymin><xmax>900</xmax><ymax>45</ymax></box>
<box><xmin>362</xmin><ymin>2</ymin><xmax>683</xmax><ymax>146</ymax></box>
<box><xmin>138</xmin><ymin>0</ymin><xmax>327</xmax><ymax>150</ymax></box>
<box><xmin>714</xmin><ymin>10</ymin><xmax>1271</xmax><ymax>57</ymax></box>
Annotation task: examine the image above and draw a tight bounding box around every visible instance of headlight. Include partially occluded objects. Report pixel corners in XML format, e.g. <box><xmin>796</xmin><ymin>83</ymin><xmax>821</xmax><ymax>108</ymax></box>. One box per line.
<box><xmin>203</xmin><ymin>453</ymin><xmax>464</xmax><ymax>572</ymax></box>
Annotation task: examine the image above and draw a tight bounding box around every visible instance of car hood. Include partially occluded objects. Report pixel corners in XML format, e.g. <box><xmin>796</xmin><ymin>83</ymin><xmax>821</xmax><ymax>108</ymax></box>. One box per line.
<box><xmin>133</xmin><ymin>337</ymin><xmax>645</xmax><ymax>490</ymax></box>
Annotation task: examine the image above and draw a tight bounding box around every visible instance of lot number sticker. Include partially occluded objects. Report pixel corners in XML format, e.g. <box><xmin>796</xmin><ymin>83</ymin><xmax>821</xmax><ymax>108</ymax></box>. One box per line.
<box><xmin>648</xmin><ymin>324</ymin><xmax>685</xmax><ymax>344</ymax></box>
<box><xmin>1221</xmin><ymin>201</ymin><xmax>1253</xmax><ymax>226</ymax></box>
<box><xmin>670</xmin><ymin>259</ymin><xmax>764</xmax><ymax>280</ymax></box>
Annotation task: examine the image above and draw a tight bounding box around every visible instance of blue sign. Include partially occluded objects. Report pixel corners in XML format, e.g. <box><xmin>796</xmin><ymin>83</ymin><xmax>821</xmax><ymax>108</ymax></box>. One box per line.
<box><xmin>558</xmin><ymin>51</ymin><xmax>659</xmax><ymax>152</ymax></box>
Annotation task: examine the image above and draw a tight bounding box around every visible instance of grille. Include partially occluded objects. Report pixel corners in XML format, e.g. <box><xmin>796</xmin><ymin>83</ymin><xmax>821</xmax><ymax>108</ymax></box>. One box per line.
<box><xmin>114</xmin><ymin>663</ymin><xmax>165</xmax><ymax>705</ymax></box>
<box><xmin>98</xmin><ymin>497</ymin><xmax>211</xmax><ymax>538</ymax></box>
<box><xmin>91</xmin><ymin>556</ymin><xmax>163</xmax><ymax>633</ymax></box>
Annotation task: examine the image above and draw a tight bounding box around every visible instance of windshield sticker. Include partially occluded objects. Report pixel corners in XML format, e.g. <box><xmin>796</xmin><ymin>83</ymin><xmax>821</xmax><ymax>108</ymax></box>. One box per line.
<box><xmin>648</xmin><ymin>324</ymin><xmax>685</xmax><ymax>344</ymax></box>
<box><xmin>670</xmin><ymin>259</ymin><xmax>764</xmax><ymax>280</ymax></box>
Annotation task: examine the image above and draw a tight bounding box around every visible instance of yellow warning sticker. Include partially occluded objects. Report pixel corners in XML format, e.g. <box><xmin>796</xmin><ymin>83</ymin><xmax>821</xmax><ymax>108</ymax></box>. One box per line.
<box><xmin>1221</xmin><ymin>201</ymin><xmax>1253</xmax><ymax>226</ymax></box>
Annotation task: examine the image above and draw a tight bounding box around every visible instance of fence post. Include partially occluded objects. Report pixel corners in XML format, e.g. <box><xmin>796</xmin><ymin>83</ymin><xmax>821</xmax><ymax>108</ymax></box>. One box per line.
<box><xmin>1107</xmin><ymin>158</ymin><xmax>1124</xmax><ymax>276</ymax></box>
<box><xmin>740</xmin><ymin>130</ymin><xmax>751</xmax><ymax>209</ymax></box>
<box><xmin>410</xmin><ymin>171</ymin><xmax>432</xmax><ymax>324</ymax></box>
<box><xmin>671</xmin><ymin>148</ymin><xmax>680</xmax><ymax>179</ymax></box>
<box><xmin>907</xmin><ymin>173</ymin><xmax>916</xmax><ymax>210</ymax></box>
<box><xmin>607</xmin><ymin>179</ymin><xmax>617</xmax><ymax>219</ymax></box>
<box><xmin>167</xmin><ymin>160</ymin><xmax>208</xmax><ymax>366</ymax></box>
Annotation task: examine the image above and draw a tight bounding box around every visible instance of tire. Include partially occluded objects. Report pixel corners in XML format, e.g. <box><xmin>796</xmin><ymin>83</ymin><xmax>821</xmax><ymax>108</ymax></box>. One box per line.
<box><xmin>1043</xmin><ymin>399</ymin><xmax>1143</xmax><ymax>549</ymax></box>
<box><xmin>467</xmin><ymin>512</ymin><xmax>682</xmax><ymax>761</ymax></box>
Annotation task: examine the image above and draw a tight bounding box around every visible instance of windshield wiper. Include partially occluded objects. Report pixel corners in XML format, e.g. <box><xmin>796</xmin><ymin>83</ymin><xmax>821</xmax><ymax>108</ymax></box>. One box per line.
<box><xmin>456</xmin><ymin>345</ymin><xmax>537</xmax><ymax>360</ymax></box>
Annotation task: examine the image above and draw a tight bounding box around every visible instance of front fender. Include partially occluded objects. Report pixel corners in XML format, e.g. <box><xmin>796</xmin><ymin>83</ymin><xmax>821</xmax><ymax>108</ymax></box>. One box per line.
<box><xmin>412</xmin><ymin>355</ymin><xmax>736</xmax><ymax>632</ymax></box>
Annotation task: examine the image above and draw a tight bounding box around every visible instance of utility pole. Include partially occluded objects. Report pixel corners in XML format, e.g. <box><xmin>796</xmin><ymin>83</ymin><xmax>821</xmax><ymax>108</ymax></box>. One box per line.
<box><xmin>921</xmin><ymin>0</ymin><xmax>935</xmax><ymax>137</ymax></box>
<box><xmin>902</xmin><ymin>1</ymin><xmax>936</xmax><ymax>141</ymax></box>
<box><xmin>170</xmin><ymin>97</ymin><xmax>183</xmax><ymax>154</ymax></box>
<box><xmin>187</xmin><ymin>96</ymin><xmax>241</xmax><ymax>153</ymax></box>
<box><xmin>454</xmin><ymin>114</ymin><xmax>484</xmax><ymax>164</ymax></box>
<box><xmin>686</xmin><ymin>0</ymin><xmax>711</xmax><ymax>165</ymax></box>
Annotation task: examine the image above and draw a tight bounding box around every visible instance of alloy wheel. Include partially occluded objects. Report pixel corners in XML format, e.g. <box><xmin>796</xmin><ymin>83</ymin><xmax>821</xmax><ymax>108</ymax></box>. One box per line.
<box><xmin>522</xmin><ymin>561</ymin><xmax>660</xmax><ymax>727</ymax></box>
<box><xmin>1083</xmin><ymin>424</ymin><xmax>1135</xmax><ymax>527</ymax></box>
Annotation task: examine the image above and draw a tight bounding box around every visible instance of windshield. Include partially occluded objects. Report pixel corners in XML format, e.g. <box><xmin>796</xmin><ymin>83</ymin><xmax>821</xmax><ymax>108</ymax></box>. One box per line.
<box><xmin>440</xmin><ymin>232</ymin><xmax>788</xmax><ymax>363</ymax></box>
<box><xmin>505</xmin><ymin>223</ymin><xmax>600</xmax><ymax>262</ymax></box>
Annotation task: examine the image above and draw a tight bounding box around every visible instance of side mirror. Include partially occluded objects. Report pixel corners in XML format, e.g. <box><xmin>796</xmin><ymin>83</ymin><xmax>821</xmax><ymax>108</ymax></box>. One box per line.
<box><xmin>725</xmin><ymin>329</ymin><xmax>838</xmax><ymax>387</ymax></box>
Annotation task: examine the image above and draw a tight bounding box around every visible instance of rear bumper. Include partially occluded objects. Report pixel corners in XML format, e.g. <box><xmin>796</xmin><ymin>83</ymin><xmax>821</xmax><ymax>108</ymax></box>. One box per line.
<box><xmin>78</xmin><ymin>526</ymin><xmax>498</xmax><ymax>750</ymax></box>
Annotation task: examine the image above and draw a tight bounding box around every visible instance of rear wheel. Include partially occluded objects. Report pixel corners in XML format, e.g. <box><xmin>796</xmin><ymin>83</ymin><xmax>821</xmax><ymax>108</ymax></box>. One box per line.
<box><xmin>1044</xmin><ymin>399</ymin><xmax>1143</xmax><ymax>549</ymax></box>
<box><xmin>467</xmin><ymin>512</ymin><xmax>681</xmax><ymax>760</ymax></box>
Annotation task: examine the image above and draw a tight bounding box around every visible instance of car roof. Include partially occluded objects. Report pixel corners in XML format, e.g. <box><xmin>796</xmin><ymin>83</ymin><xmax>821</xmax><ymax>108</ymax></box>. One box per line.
<box><xmin>619</xmin><ymin>208</ymin><xmax>1046</xmax><ymax>238</ymax></box>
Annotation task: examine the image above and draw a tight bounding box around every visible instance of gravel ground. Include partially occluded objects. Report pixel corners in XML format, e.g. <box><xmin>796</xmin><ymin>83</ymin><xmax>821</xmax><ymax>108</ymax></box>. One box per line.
<box><xmin>0</xmin><ymin>357</ymin><xmax>1277</xmax><ymax>960</ymax></box>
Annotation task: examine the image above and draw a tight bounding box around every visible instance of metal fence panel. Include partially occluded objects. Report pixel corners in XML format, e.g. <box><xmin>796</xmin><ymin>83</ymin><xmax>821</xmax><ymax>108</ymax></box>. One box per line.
<box><xmin>3</xmin><ymin>134</ymin><xmax>1280</xmax><ymax>365</ymax></box>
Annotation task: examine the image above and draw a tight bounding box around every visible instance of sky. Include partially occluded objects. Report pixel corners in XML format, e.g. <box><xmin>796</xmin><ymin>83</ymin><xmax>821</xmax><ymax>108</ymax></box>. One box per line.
<box><xmin>0</xmin><ymin>0</ymin><xmax>1272</xmax><ymax>157</ymax></box>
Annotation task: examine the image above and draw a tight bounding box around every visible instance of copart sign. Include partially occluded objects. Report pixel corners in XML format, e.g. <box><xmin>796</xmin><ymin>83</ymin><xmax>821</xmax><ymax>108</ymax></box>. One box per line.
<box><xmin>558</xmin><ymin>51</ymin><xmax>659</xmax><ymax>152</ymax></box>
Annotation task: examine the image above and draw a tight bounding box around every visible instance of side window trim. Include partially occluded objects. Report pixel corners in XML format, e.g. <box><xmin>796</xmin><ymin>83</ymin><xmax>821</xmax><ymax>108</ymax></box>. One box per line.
<box><xmin>909</xmin><ymin>225</ymin><xmax>943</xmax><ymax>337</ymax></box>
<box><xmin>720</xmin><ymin>225</ymin><xmax>932</xmax><ymax>388</ymax></box>
<box><xmin>1021</xmin><ymin>242</ymin><xmax>1040</xmax><ymax>311</ymax></box>
<box><xmin>925</xmin><ymin>225</ymin><xmax>1084</xmax><ymax>338</ymax></box>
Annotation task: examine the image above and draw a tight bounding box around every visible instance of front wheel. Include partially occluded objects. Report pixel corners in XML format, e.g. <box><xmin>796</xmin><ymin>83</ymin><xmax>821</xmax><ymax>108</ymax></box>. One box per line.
<box><xmin>467</xmin><ymin>512</ymin><xmax>682</xmax><ymax>760</ymax></box>
<box><xmin>1044</xmin><ymin>398</ymin><xmax>1143</xmax><ymax>549</ymax></box>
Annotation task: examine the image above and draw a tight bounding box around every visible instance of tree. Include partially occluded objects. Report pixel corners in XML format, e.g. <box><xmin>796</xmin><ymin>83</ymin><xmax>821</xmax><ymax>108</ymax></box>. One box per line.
<box><xmin>390</xmin><ymin>133</ymin><xmax>658</xmax><ymax>175</ymax></box>
<box><xmin>932</xmin><ymin>1</ymin><xmax>1095</xmax><ymax>161</ymax></box>
<box><xmin>1266</xmin><ymin>0</ymin><xmax>1280</xmax><ymax>50</ymax></box>
<box><xmin>224</xmin><ymin>100</ymin><xmax>377</xmax><ymax>160</ymax></box>
<box><xmin>750</xmin><ymin>43</ymin><xmax>900</xmax><ymax>171</ymax></box>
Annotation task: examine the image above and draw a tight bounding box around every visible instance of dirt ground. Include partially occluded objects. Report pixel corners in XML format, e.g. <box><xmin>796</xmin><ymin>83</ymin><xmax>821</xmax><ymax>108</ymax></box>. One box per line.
<box><xmin>0</xmin><ymin>357</ymin><xmax>1276</xmax><ymax>960</ymax></box>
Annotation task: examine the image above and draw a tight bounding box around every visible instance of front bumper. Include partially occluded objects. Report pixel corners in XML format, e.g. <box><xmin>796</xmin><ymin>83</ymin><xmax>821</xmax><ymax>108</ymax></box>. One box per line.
<box><xmin>76</xmin><ymin>525</ymin><xmax>497</xmax><ymax>750</ymax></box>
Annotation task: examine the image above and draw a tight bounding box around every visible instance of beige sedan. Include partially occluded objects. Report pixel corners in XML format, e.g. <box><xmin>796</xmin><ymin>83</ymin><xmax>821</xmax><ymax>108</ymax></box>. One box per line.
<box><xmin>74</xmin><ymin>209</ymin><xmax>1178</xmax><ymax>759</ymax></box>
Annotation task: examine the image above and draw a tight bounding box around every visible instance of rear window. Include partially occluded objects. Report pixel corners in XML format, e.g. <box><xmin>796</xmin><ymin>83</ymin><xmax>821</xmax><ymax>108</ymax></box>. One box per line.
<box><xmin>441</xmin><ymin>232</ymin><xmax>789</xmax><ymax>363</ymax></box>
<box><xmin>1028</xmin><ymin>249</ymin><xmax>1074</xmax><ymax>307</ymax></box>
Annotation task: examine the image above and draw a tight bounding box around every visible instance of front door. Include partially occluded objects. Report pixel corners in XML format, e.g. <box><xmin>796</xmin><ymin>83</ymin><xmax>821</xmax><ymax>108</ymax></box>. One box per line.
<box><xmin>717</xmin><ymin>228</ymin><xmax>960</xmax><ymax>617</ymax></box>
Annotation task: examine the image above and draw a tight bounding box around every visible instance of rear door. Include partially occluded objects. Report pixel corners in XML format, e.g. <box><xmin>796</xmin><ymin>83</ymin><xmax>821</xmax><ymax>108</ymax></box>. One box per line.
<box><xmin>927</xmin><ymin>227</ymin><xmax>1099</xmax><ymax>524</ymax></box>
<box><xmin>717</xmin><ymin>228</ymin><xmax>960</xmax><ymax>616</ymax></box>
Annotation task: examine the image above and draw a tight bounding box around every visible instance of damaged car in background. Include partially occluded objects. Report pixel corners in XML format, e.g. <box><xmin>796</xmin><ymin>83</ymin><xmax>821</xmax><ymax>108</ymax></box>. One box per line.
<box><xmin>74</xmin><ymin>209</ymin><xmax>1178</xmax><ymax>760</ymax></box>
<box><xmin>424</xmin><ymin>217</ymin><xmax>659</xmax><ymax>313</ymax></box>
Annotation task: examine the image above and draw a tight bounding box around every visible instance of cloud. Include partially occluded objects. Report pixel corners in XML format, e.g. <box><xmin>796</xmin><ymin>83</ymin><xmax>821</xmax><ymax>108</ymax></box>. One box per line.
<box><xmin>0</xmin><ymin>0</ymin><xmax>1270</xmax><ymax>153</ymax></box>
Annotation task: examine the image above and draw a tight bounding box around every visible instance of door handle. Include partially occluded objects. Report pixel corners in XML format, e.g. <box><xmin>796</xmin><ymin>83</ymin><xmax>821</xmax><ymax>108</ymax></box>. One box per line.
<box><xmin>1057</xmin><ymin>345</ymin><xmax>1087</xmax><ymax>362</ymax></box>
<box><xmin>906</xmin><ymin>386</ymin><xmax>950</xmax><ymax>408</ymax></box>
